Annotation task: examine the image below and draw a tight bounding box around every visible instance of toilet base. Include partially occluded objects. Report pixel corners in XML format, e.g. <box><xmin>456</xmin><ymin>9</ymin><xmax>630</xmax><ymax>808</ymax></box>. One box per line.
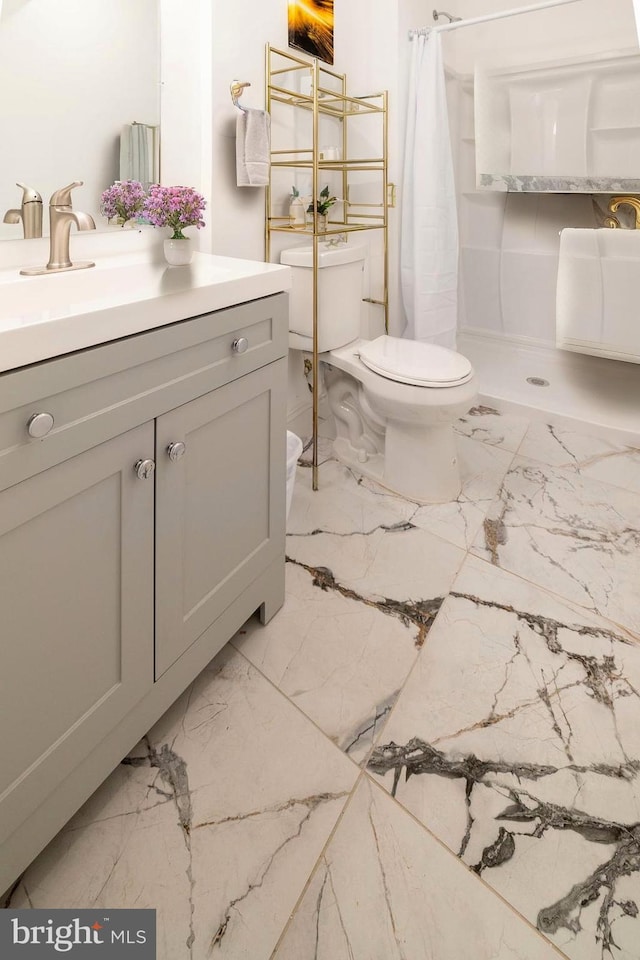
<box><xmin>384</xmin><ymin>420</ymin><xmax>461</xmax><ymax>502</ymax></box>
<box><xmin>323</xmin><ymin>344</ymin><xmax>475</xmax><ymax>504</ymax></box>
<box><xmin>332</xmin><ymin>420</ymin><xmax>462</xmax><ymax>504</ymax></box>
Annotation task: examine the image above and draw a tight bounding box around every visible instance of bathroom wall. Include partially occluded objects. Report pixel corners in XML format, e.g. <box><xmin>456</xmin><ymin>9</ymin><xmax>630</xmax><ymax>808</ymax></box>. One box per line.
<box><xmin>0</xmin><ymin>0</ymin><xmax>159</xmax><ymax>233</ymax></box>
<box><xmin>448</xmin><ymin>0</ymin><xmax>637</xmax><ymax>74</ymax></box>
<box><xmin>443</xmin><ymin>0</ymin><xmax>639</xmax><ymax>347</ymax></box>
<box><xmin>163</xmin><ymin>2</ymin><xmax>640</xmax><ymax>416</ymax></box>
<box><xmin>171</xmin><ymin>0</ymin><xmax>411</xmax><ymax>429</ymax></box>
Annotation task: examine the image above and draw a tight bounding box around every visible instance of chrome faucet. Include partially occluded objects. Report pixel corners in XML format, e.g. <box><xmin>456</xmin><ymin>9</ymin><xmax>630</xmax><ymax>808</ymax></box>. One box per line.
<box><xmin>3</xmin><ymin>182</ymin><xmax>43</xmax><ymax>239</ymax></box>
<box><xmin>20</xmin><ymin>181</ymin><xmax>96</xmax><ymax>276</ymax></box>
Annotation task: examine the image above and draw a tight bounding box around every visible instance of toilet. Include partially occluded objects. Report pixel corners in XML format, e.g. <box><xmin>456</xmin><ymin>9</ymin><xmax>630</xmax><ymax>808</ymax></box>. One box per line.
<box><xmin>281</xmin><ymin>243</ymin><xmax>478</xmax><ymax>503</ymax></box>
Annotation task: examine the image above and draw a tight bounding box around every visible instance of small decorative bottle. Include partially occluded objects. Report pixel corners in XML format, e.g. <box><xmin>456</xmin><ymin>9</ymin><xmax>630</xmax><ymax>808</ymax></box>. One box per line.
<box><xmin>289</xmin><ymin>187</ymin><xmax>306</xmax><ymax>229</ymax></box>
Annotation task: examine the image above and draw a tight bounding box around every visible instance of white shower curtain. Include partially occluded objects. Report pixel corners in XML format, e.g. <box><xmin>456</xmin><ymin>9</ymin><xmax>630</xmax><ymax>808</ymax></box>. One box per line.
<box><xmin>401</xmin><ymin>31</ymin><xmax>459</xmax><ymax>349</ymax></box>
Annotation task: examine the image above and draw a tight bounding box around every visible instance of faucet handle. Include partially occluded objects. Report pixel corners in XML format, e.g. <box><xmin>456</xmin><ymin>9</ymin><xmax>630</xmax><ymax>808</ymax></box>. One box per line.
<box><xmin>50</xmin><ymin>181</ymin><xmax>84</xmax><ymax>207</ymax></box>
<box><xmin>16</xmin><ymin>182</ymin><xmax>42</xmax><ymax>204</ymax></box>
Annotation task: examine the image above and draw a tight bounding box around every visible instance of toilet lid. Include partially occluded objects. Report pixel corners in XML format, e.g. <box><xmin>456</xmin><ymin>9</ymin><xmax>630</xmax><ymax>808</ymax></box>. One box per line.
<box><xmin>358</xmin><ymin>336</ymin><xmax>473</xmax><ymax>387</ymax></box>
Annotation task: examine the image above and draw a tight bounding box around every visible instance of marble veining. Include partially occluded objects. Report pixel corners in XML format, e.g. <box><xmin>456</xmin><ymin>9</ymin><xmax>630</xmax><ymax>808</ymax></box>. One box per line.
<box><xmin>7</xmin><ymin>648</ymin><xmax>357</xmax><ymax>959</ymax></box>
<box><xmin>367</xmin><ymin>556</ymin><xmax>640</xmax><ymax>960</ymax></box>
<box><xmin>473</xmin><ymin>456</ymin><xmax>640</xmax><ymax>637</ymax></box>
<box><xmin>517</xmin><ymin>422</ymin><xmax>640</xmax><ymax>495</ymax></box>
<box><xmin>456</xmin><ymin>404</ymin><xmax>530</xmax><ymax>452</ymax></box>
<box><xmin>286</xmin><ymin>556</ymin><xmax>445</xmax><ymax>647</ymax></box>
<box><xmin>272</xmin><ymin>777</ymin><xmax>561</xmax><ymax>960</ymax></box>
<box><xmin>7</xmin><ymin>410</ymin><xmax>640</xmax><ymax>960</ymax></box>
<box><xmin>478</xmin><ymin>173</ymin><xmax>640</xmax><ymax>194</ymax></box>
<box><xmin>235</xmin><ymin>531</ymin><xmax>460</xmax><ymax>763</ymax></box>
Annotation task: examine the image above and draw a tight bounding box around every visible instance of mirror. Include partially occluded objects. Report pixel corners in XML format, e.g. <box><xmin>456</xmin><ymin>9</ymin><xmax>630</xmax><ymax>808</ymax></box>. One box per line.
<box><xmin>0</xmin><ymin>0</ymin><xmax>160</xmax><ymax>239</ymax></box>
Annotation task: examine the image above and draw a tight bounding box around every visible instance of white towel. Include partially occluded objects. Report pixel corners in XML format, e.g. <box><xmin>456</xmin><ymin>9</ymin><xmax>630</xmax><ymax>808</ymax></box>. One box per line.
<box><xmin>120</xmin><ymin>123</ymin><xmax>153</xmax><ymax>186</ymax></box>
<box><xmin>556</xmin><ymin>228</ymin><xmax>640</xmax><ymax>362</ymax></box>
<box><xmin>236</xmin><ymin>109</ymin><xmax>271</xmax><ymax>187</ymax></box>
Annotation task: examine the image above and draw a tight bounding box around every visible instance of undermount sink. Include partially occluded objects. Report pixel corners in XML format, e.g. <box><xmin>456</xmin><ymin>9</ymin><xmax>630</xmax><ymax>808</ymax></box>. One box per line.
<box><xmin>0</xmin><ymin>250</ymin><xmax>291</xmax><ymax>373</ymax></box>
<box><xmin>0</xmin><ymin>258</ymin><xmax>231</xmax><ymax>319</ymax></box>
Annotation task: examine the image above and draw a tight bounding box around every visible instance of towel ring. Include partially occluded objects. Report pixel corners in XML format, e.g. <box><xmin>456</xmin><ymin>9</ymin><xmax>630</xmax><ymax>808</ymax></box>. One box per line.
<box><xmin>230</xmin><ymin>81</ymin><xmax>251</xmax><ymax>112</ymax></box>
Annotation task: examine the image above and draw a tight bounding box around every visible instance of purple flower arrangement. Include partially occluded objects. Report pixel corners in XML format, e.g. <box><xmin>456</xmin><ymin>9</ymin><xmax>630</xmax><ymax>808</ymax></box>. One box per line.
<box><xmin>100</xmin><ymin>180</ymin><xmax>147</xmax><ymax>226</ymax></box>
<box><xmin>142</xmin><ymin>185</ymin><xmax>206</xmax><ymax>240</ymax></box>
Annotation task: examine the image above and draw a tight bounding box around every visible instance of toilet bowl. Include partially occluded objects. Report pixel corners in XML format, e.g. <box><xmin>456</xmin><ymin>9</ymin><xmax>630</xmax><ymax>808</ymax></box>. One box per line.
<box><xmin>281</xmin><ymin>243</ymin><xmax>478</xmax><ymax>503</ymax></box>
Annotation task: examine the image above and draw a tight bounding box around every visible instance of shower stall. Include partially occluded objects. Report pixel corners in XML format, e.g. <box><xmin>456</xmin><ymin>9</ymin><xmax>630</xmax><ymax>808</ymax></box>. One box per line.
<box><xmin>401</xmin><ymin>0</ymin><xmax>640</xmax><ymax>441</ymax></box>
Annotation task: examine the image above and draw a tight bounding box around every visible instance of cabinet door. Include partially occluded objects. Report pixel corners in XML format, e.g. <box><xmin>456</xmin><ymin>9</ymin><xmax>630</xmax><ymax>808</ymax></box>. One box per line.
<box><xmin>0</xmin><ymin>423</ymin><xmax>154</xmax><ymax>846</ymax></box>
<box><xmin>155</xmin><ymin>359</ymin><xmax>286</xmax><ymax>678</ymax></box>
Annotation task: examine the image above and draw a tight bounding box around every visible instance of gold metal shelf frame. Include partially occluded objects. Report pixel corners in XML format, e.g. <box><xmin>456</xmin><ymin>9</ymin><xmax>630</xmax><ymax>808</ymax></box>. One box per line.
<box><xmin>265</xmin><ymin>44</ymin><xmax>389</xmax><ymax>491</ymax></box>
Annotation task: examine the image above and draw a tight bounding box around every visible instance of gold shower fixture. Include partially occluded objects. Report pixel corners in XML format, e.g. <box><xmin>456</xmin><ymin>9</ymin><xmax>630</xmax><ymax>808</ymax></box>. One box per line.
<box><xmin>607</xmin><ymin>196</ymin><xmax>640</xmax><ymax>229</ymax></box>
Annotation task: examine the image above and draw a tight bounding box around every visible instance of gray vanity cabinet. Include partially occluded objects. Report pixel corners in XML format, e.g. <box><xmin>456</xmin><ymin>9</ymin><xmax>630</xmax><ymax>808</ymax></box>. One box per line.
<box><xmin>0</xmin><ymin>292</ymin><xmax>288</xmax><ymax>894</ymax></box>
<box><xmin>155</xmin><ymin>361</ymin><xmax>284</xmax><ymax>678</ymax></box>
<box><xmin>0</xmin><ymin>423</ymin><xmax>155</xmax><ymax>863</ymax></box>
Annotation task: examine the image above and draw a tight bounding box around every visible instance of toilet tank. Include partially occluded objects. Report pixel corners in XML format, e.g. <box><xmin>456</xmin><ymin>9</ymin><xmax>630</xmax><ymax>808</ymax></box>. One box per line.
<box><xmin>280</xmin><ymin>243</ymin><xmax>366</xmax><ymax>352</ymax></box>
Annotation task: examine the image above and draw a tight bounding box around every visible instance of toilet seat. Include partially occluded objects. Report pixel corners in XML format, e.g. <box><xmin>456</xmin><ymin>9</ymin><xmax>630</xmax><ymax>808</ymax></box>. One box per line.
<box><xmin>358</xmin><ymin>335</ymin><xmax>473</xmax><ymax>388</ymax></box>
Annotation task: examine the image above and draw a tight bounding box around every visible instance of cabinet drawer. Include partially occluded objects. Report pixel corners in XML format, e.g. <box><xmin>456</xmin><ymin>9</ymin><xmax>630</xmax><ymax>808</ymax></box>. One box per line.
<box><xmin>0</xmin><ymin>293</ymin><xmax>287</xmax><ymax>491</ymax></box>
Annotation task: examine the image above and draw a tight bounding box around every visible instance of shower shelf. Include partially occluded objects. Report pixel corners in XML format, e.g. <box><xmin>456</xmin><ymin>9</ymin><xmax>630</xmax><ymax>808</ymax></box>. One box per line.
<box><xmin>590</xmin><ymin>125</ymin><xmax>640</xmax><ymax>133</ymax></box>
<box><xmin>478</xmin><ymin>174</ymin><xmax>640</xmax><ymax>194</ymax></box>
<box><xmin>475</xmin><ymin>50</ymin><xmax>640</xmax><ymax>192</ymax></box>
<box><xmin>265</xmin><ymin>43</ymin><xmax>389</xmax><ymax>492</ymax></box>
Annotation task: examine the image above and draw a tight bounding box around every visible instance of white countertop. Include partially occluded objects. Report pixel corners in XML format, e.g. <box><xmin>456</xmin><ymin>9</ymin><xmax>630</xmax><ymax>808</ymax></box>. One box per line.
<box><xmin>0</xmin><ymin>245</ymin><xmax>291</xmax><ymax>374</ymax></box>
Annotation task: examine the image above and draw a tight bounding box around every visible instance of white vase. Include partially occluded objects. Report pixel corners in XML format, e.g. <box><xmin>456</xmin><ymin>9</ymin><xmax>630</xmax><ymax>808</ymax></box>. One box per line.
<box><xmin>164</xmin><ymin>237</ymin><xmax>193</xmax><ymax>265</ymax></box>
<box><xmin>289</xmin><ymin>197</ymin><xmax>306</xmax><ymax>228</ymax></box>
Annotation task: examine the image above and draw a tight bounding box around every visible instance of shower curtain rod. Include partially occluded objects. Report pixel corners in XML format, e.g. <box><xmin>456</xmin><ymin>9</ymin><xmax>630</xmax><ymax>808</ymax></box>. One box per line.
<box><xmin>409</xmin><ymin>0</ymin><xmax>584</xmax><ymax>37</ymax></box>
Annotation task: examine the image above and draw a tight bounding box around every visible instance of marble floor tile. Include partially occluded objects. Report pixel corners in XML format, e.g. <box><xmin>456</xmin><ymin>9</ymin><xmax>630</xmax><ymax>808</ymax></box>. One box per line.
<box><xmin>297</xmin><ymin>435</ymin><xmax>335</xmax><ymax>468</ymax></box>
<box><xmin>234</xmin><ymin>530</ymin><xmax>458</xmax><ymax>764</ymax></box>
<box><xmin>456</xmin><ymin>404</ymin><xmax>531</xmax><ymax>452</ymax></box>
<box><xmin>238</xmin><ymin>463</ymin><xmax>466</xmax><ymax>764</ymax></box>
<box><xmin>410</xmin><ymin>435</ymin><xmax>515</xmax><ymax>549</ymax></box>
<box><xmin>272</xmin><ymin>776</ymin><xmax>561</xmax><ymax>960</ymax></box>
<box><xmin>368</xmin><ymin>555</ymin><xmax>640</xmax><ymax>960</ymax></box>
<box><xmin>296</xmin><ymin>431</ymin><xmax>513</xmax><ymax>552</ymax></box>
<box><xmin>9</xmin><ymin>405</ymin><xmax>640</xmax><ymax>960</ymax></box>
<box><xmin>471</xmin><ymin>456</ymin><xmax>640</xmax><ymax>637</ymax></box>
<box><xmin>517</xmin><ymin>421</ymin><xmax>640</xmax><ymax>495</ymax></box>
<box><xmin>8</xmin><ymin>647</ymin><xmax>358</xmax><ymax>960</ymax></box>
<box><xmin>285</xmin><ymin>521</ymin><xmax>465</xmax><ymax>614</ymax></box>
<box><xmin>287</xmin><ymin>457</ymin><xmax>417</xmax><ymax>537</ymax></box>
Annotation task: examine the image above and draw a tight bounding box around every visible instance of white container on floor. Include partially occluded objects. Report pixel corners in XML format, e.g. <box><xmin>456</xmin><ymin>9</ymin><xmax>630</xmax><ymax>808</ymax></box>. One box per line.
<box><xmin>286</xmin><ymin>431</ymin><xmax>303</xmax><ymax>521</ymax></box>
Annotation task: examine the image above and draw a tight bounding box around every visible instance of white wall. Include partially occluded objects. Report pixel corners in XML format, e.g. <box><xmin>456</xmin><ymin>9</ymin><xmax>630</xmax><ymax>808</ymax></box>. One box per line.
<box><xmin>164</xmin><ymin>1</ymin><xmax>640</xmax><ymax>411</ymax></box>
<box><xmin>0</xmin><ymin>0</ymin><xmax>159</xmax><ymax>236</ymax></box>
<box><xmin>160</xmin><ymin>0</ymin><xmax>212</xmax><ymax>253</ymax></box>
<box><xmin>449</xmin><ymin>0</ymin><xmax>637</xmax><ymax>73</ymax></box>
<box><xmin>198</xmin><ymin>0</ymin><xmax>403</xmax><ymax>427</ymax></box>
<box><xmin>447</xmin><ymin>0</ymin><xmax>640</xmax><ymax>347</ymax></box>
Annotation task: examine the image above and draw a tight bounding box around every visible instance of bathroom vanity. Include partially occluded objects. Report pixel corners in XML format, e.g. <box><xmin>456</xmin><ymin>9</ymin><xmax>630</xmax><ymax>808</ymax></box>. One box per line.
<box><xmin>0</xmin><ymin>249</ymin><xmax>290</xmax><ymax>892</ymax></box>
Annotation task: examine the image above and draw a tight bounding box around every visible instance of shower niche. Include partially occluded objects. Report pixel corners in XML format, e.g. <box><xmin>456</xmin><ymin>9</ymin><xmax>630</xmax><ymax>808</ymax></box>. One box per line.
<box><xmin>475</xmin><ymin>50</ymin><xmax>640</xmax><ymax>192</ymax></box>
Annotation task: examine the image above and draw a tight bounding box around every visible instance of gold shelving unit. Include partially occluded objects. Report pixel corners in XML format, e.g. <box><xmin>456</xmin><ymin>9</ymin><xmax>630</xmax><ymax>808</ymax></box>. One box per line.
<box><xmin>265</xmin><ymin>44</ymin><xmax>389</xmax><ymax>490</ymax></box>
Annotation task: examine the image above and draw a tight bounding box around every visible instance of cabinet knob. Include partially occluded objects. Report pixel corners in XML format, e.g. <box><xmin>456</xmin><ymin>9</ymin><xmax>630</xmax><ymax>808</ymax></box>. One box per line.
<box><xmin>167</xmin><ymin>441</ymin><xmax>186</xmax><ymax>462</ymax></box>
<box><xmin>27</xmin><ymin>412</ymin><xmax>54</xmax><ymax>438</ymax></box>
<box><xmin>134</xmin><ymin>458</ymin><xmax>155</xmax><ymax>480</ymax></box>
<box><xmin>232</xmin><ymin>337</ymin><xmax>249</xmax><ymax>354</ymax></box>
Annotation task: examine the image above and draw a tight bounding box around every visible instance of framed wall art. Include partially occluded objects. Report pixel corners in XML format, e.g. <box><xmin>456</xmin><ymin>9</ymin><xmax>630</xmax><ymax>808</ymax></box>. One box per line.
<box><xmin>288</xmin><ymin>0</ymin><xmax>334</xmax><ymax>65</ymax></box>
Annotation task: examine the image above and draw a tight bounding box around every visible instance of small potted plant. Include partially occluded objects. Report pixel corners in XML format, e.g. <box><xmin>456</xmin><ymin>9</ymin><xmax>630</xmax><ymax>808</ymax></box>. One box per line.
<box><xmin>142</xmin><ymin>184</ymin><xmax>207</xmax><ymax>264</ymax></box>
<box><xmin>100</xmin><ymin>179</ymin><xmax>147</xmax><ymax>228</ymax></box>
<box><xmin>306</xmin><ymin>185</ymin><xmax>336</xmax><ymax>231</ymax></box>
